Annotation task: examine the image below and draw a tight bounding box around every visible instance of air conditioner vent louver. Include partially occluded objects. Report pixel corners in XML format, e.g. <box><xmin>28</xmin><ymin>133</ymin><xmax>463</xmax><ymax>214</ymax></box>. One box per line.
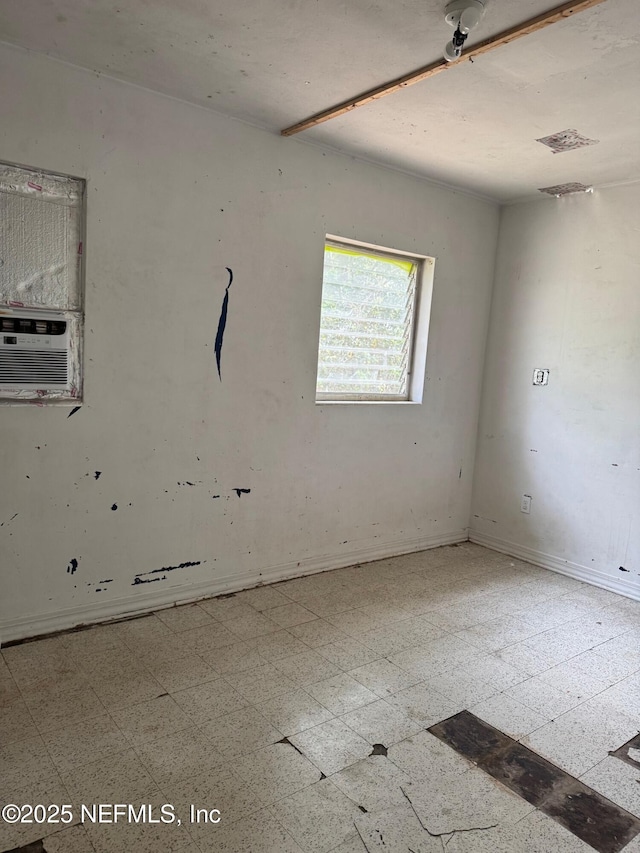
<box><xmin>0</xmin><ymin>308</ymin><xmax>73</xmax><ymax>394</ymax></box>
<box><xmin>0</xmin><ymin>349</ymin><xmax>68</xmax><ymax>384</ymax></box>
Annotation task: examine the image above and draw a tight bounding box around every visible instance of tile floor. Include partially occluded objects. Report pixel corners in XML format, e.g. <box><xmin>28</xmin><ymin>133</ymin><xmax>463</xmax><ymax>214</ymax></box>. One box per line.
<box><xmin>1</xmin><ymin>543</ymin><xmax>639</xmax><ymax>852</ymax></box>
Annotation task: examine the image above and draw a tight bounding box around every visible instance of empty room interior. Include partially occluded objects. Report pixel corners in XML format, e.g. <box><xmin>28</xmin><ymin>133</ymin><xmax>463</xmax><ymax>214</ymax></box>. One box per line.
<box><xmin>1</xmin><ymin>0</ymin><xmax>639</xmax><ymax>851</ymax></box>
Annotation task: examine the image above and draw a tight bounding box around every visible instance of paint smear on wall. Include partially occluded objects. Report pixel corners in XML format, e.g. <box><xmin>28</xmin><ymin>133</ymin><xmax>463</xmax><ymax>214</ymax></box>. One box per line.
<box><xmin>215</xmin><ymin>267</ymin><xmax>233</xmax><ymax>380</ymax></box>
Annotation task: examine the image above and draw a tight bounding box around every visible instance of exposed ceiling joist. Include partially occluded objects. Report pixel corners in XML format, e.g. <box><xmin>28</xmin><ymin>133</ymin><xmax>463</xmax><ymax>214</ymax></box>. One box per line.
<box><xmin>281</xmin><ymin>0</ymin><xmax>608</xmax><ymax>137</ymax></box>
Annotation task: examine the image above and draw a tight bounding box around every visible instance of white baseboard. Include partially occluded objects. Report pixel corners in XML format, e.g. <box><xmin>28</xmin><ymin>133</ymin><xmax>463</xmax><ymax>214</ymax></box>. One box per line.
<box><xmin>1</xmin><ymin>528</ymin><xmax>468</xmax><ymax>643</ymax></box>
<box><xmin>470</xmin><ymin>530</ymin><xmax>640</xmax><ymax>602</ymax></box>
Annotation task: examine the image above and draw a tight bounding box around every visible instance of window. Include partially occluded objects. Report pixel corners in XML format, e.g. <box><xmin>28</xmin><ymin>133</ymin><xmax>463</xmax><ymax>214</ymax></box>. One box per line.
<box><xmin>0</xmin><ymin>162</ymin><xmax>85</xmax><ymax>403</ymax></box>
<box><xmin>315</xmin><ymin>237</ymin><xmax>433</xmax><ymax>402</ymax></box>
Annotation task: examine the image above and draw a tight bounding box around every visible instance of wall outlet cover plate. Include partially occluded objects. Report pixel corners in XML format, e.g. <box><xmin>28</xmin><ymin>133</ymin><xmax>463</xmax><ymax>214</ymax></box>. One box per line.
<box><xmin>532</xmin><ymin>368</ymin><xmax>549</xmax><ymax>386</ymax></box>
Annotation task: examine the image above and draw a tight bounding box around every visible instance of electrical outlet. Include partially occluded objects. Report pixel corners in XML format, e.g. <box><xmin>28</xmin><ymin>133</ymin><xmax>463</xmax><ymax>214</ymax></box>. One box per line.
<box><xmin>521</xmin><ymin>494</ymin><xmax>532</xmax><ymax>514</ymax></box>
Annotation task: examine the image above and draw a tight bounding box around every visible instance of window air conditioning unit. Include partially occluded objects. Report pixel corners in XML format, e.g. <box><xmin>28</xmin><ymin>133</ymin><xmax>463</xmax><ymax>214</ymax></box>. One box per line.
<box><xmin>0</xmin><ymin>308</ymin><xmax>74</xmax><ymax>395</ymax></box>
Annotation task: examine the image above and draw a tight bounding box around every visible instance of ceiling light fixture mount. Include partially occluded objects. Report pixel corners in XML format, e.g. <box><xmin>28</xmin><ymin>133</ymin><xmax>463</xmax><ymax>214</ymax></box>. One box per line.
<box><xmin>444</xmin><ymin>0</ymin><xmax>485</xmax><ymax>62</ymax></box>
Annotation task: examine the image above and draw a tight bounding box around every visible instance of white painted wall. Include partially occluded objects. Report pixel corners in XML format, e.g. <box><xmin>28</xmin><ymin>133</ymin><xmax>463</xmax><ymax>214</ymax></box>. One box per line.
<box><xmin>0</xmin><ymin>44</ymin><xmax>499</xmax><ymax>641</ymax></box>
<box><xmin>471</xmin><ymin>185</ymin><xmax>640</xmax><ymax>598</ymax></box>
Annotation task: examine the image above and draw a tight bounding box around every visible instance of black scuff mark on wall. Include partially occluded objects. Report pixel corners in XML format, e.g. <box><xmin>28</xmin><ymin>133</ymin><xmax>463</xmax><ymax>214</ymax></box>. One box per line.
<box><xmin>1</xmin><ymin>513</ymin><xmax>19</xmax><ymax>527</ymax></box>
<box><xmin>111</xmin><ymin>503</ymin><xmax>118</xmax><ymax>511</ymax></box>
<box><xmin>234</xmin><ymin>488</ymin><xmax>251</xmax><ymax>497</ymax></box>
<box><xmin>94</xmin><ymin>471</ymin><xmax>102</xmax><ymax>480</ymax></box>
<box><xmin>132</xmin><ymin>575</ymin><xmax>166</xmax><ymax>585</ymax></box>
<box><xmin>212</xmin><ymin>495</ymin><xmax>221</xmax><ymax>499</ymax></box>
<box><xmin>67</xmin><ymin>406</ymin><xmax>81</xmax><ymax>418</ymax></box>
<box><xmin>99</xmin><ymin>578</ymin><xmax>113</xmax><ymax>583</ymax></box>
<box><xmin>215</xmin><ymin>267</ymin><xmax>233</xmax><ymax>380</ymax></box>
<box><xmin>133</xmin><ymin>560</ymin><xmax>203</xmax><ymax>584</ymax></box>
<box><xmin>67</xmin><ymin>558</ymin><xmax>79</xmax><ymax>574</ymax></box>
<box><xmin>619</xmin><ymin>566</ymin><xmax>630</xmax><ymax>572</ymax></box>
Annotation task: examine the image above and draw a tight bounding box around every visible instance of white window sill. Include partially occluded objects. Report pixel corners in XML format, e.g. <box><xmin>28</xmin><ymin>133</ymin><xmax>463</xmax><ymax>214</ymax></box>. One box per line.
<box><xmin>315</xmin><ymin>400</ymin><xmax>422</xmax><ymax>406</ymax></box>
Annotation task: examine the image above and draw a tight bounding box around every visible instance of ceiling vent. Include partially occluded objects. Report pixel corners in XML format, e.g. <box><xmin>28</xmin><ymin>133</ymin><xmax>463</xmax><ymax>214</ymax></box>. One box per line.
<box><xmin>536</xmin><ymin>129</ymin><xmax>599</xmax><ymax>154</ymax></box>
<box><xmin>538</xmin><ymin>183</ymin><xmax>593</xmax><ymax>197</ymax></box>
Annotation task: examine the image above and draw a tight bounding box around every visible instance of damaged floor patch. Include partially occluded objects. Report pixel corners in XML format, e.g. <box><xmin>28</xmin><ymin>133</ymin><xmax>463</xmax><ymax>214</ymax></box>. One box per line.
<box><xmin>4</xmin><ymin>844</ymin><xmax>45</xmax><ymax>853</ymax></box>
<box><xmin>402</xmin><ymin>764</ymin><xmax>532</xmax><ymax>836</ymax></box>
<box><xmin>428</xmin><ymin>711</ymin><xmax>640</xmax><ymax>853</ymax></box>
<box><xmin>610</xmin><ymin>732</ymin><xmax>640</xmax><ymax>771</ymax></box>
<box><xmin>355</xmin><ymin>802</ymin><xmax>441</xmax><ymax>851</ymax></box>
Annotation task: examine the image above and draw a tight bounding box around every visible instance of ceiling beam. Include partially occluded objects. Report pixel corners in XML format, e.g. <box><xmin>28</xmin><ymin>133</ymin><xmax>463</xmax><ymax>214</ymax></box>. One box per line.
<box><xmin>281</xmin><ymin>0</ymin><xmax>608</xmax><ymax>136</ymax></box>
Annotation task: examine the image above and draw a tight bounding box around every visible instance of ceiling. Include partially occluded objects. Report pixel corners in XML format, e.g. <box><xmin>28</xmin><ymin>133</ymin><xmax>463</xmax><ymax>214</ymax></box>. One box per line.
<box><xmin>1</xmin><ymin>0</ymin><xmax>638</xmax><ymax>202</ymax></box>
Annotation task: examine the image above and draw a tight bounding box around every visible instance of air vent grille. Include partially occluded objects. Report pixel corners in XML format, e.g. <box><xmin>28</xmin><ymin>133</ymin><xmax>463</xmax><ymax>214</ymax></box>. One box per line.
<box><xmin>538</xmin><ymin>183</ymin><xmax>593</xmax><ymax>197</ymax></box>
<box><xmin>536</xmin><ymin>129</ymin><xmax>599</xmax><ymax>154</ymax></box>
<box><xmin>0</xmin><ymin>349</ymin><xmax>68</xmax><ymax>384</ymax></box>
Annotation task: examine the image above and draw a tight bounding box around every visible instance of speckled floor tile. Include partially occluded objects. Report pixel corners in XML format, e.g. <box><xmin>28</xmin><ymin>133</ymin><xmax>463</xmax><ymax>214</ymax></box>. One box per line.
<box><xmin>340</xmin><ymin>698</ymin><xmax>422</xmax><ymax>746</ymax></box>
<box><xmin>289</xmin><ymin>718</ymin><xmax>371</xmax><ymax>775</ymax></box>
<box><xmin>232</xmin><ymin>741</ymin><xmax>322</xmax><ymax>805</ymax></box>
<box><xmin>257</xmin><ymin>688</ymin><xmax>334</xmax><ymax>736</ymax></box>
<box><xmin>171</xmin><ymin>677</ymin><xmax>248</xmax><ymax>725</ymax></box>
<box><xmin>197</xmin><ymin>705</ymin><xmax>283</xmax><ymax>758</ymax></box>
<box><xmin>111</xmin><ymin>694</ymin><xmax>193</xmax><ymax>746</ymax></box>
<box><xmin>271</xmin><ymin>778</ymin><xmax>363</xmax><ymax>853</ymax></box>
<box><xmin>187</xmin><ymin>808</ymin><xmax>304</xmax><ymax>852</ymax></box>
<box><xmin>306</xmin><ymin>673</ymin><xmax>378</xmax><ymax>716</ymax></box>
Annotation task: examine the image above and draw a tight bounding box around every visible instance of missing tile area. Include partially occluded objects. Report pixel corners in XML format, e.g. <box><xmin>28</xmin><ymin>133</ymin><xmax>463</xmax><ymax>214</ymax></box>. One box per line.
<box><xmin>610</xmin><ymin>733</ymin><xmax>640</xmax><ymax>771</ymax></box>
<box><xmin>4</xmin><ymin>842</ymin><xmax>45</xmax><ymax>853</ymax></box>
<box><xmin>536</xmin><ymin>129</ymin><xmax>599</xmax><ymax>153</ymax></box>
<box><xmin>429</xmin><ymin>711</ymin><xmax>640</xmax><ymax>853</ymax></box>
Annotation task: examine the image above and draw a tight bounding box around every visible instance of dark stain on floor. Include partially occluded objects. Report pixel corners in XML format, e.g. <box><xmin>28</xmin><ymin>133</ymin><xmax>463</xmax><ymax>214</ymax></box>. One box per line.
<box><xmin>429</xmin><ymin>710</ymin><xmax>640</xmax><ymax>853</ymax></box>
<box><xmin>429</xmin><ymin>708</ymin><xmax>512</xmax><ymax>763</ymax></box>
